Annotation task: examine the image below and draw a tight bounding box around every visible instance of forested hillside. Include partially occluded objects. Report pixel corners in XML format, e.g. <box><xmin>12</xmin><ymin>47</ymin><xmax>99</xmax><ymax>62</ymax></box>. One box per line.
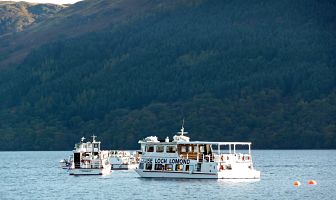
<box><xmin>0</xmin><ymin>0</ymin><xmax>335</xmax><ymax>150</ymax></box>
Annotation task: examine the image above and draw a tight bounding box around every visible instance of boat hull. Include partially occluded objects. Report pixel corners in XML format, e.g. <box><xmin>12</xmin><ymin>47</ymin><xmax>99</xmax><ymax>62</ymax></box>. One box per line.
<box><xmin>69</xmin><ymin>165</ymin><xmax>111</xmax><ymax>175</ymax></box>
<box><xmin>135</xmin><ymin>169</ymin><xmax>260</xmax><ymax>179</ymax></box>
<box><xmin>69</xmin><ymin>168</ymin><xmax>103</xmax><ymax>175</ymax></box>
<box><xmin>111</xmin><ymin>164</ymin><xmax>138</xmax><ymax>170</ymax></box>
<box><xmin>60</xmin><ymin>163</ymin><xmax>71</xmax><ymax>169</ymax></box>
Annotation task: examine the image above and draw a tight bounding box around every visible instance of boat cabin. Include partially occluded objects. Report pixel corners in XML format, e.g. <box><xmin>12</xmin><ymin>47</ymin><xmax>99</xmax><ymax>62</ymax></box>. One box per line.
<box><xmin>73</xmin><ymin>136</ymin><xmax>103</xmax><ymax>169</ymax></box>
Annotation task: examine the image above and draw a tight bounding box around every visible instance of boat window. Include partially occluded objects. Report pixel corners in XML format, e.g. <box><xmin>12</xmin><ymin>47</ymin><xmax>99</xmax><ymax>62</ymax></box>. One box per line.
<box><xmin>196</xmin><ymin>163</ymin><xmax>201</xmax><ymax>172</ymax></box>
<box><xmin>145</xmin><ymin>163</ymin><xmax>153</xmax><ymax>170</ymax></box>
<box><xmin>155</xmin><ymin>164</ymin><xmax>164</xmax><ymax>170</ymax></box>
<box><xmin>185</xmin><ymin>165</ymin><xmax>190</xmax><ymax>171</ymax></box>
<box><xmin>165</xmin><ymin>164</ymin><xmax>173</xmax><ymax>171</ymax></box>
<box><xmin>206</xmin><ymin>144</ymin><xmax>212</xmax><ymax>154</ymax></box>
<box><xmin>166</xmin><ymin>146</ymin><xmax>176</xmax><ymax>153</ymax></box>
<box><xmin>146</xmin><ymin>145</ymin><xmax>154</xmax><ymax>152</ymax></box>
<box><xmin>187</xmin><ymin>146</ymin><xmax>193</xmax><ymax>152</ymax></box>
<box><xmin>181</xmin><ymin>146</ymin><xmax>186</xmax><ymax>153</ymax></box>
<box><xmin>156</xmin><ymin>145</ymin><xmax>164</xmax><ymax>153</ymax></box>
<box><xmin>94</xmin><ymin>144</ymin><xmax>98</xmax><ymax>148</ymax></box>
<box><xmin>175</xmin><ymin>164</ymin><xmax>183</xmax><ymax>171</ymax></box>
<box><xmin>193</xmin><ymin>146</ymin><xmax>198</xmax><ymax>152</ymax></box>
<box><xmin>139</xmin><ymin>163</ymin><xmax>144</xmax><ymax>169</ymax></box>
<box><xmin>199</xmin><ymin>145</ymin><xmax>205</xmax><ymax>153</ymax></box>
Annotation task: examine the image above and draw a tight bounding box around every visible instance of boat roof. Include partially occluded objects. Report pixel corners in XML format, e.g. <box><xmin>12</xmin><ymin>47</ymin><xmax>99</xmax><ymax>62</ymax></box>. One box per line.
<box><xmin>141</xmin><ymin>141</ymin><xmax>251</xmax><ymax>145</ymax></box>
<box><xmin>139</xmin><ymin>121</ymin><xmax>252</xmax><ymax>146</ymax></box>
<box><xmin>176</xmin><ymin>141</ymin><xmax>251</xmax><ymax>145</ymax></box>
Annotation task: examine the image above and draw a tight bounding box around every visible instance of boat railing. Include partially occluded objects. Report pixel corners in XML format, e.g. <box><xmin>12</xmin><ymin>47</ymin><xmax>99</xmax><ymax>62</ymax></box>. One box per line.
<box><xmin>179</xmin><ymin>153</ymin><xmax>215</xmax><ymax>162</ymax></box>
<box><xmin>179</xmin><ymin>152</ymin><xmax>198</xmax><ymax>160</ymax></box>
<box><xmin>178</xmin><ymin>152</ymin><xmax>251</xmax><ymax>163</ymax></box>
<box><xmin>214</xmin><ymin>153</ymin><xmax>252</xmax><ymax>163</ymax></box>
<box><xmin>79</xmin><ymin>160</ymin><xmax>104</xmax><ymax>169</ymax></box>
<box><xmin>202</xmin><ymin>154</ymin><xmax>214</xmax><ymax>162</ymax></box>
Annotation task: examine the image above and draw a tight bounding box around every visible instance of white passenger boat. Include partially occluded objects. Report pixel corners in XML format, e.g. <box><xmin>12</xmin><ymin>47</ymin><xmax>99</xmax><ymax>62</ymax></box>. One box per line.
<box><xmin>135</xmin><ymin>124</ymin><xmax>260</xmax><ymax>179</ymax></box>
<box><xmin>109</xmin><ymin>150</ymin><xmax>140</xmax><ymax>170</ymax></box>
<box><xmin>69</xmin><ymin>135</ymin><xmax>111</xmax><ymax>175</ymax></box>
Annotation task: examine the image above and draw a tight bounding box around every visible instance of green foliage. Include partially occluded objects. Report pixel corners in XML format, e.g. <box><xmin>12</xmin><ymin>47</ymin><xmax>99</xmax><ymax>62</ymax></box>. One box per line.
<box><xmin>0</xmin><ymin>0</ymin><xmax>335</xmax><ymax>150</ymax></box>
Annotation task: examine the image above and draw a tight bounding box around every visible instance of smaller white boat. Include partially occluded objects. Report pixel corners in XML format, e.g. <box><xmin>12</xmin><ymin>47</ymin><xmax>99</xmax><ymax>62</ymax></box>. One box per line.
<box><xmin>59</xmin><ymin>156</ymin><xmax>72</xmax><ymax>169</ymax></box>
<box><xmin>109</xmin><ymin>150</ymin><xmax>140</xmax><ymax>170</ymax></box>
<box><xmin>69</xmin><ymin>135</ymin><xmax>111</xmax><ymax>175</ymax></box>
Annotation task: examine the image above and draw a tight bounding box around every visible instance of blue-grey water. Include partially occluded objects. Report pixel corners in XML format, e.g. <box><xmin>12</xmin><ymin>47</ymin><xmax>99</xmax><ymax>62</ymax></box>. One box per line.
<box><xmin>0</xmin><ymin>150</ymin><xmax>334</xmax><ymax>199</ymax></box>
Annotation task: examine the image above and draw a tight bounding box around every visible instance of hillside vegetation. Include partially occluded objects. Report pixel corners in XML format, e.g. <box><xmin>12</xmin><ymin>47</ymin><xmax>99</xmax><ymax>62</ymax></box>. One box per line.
<box><xmin>0</xmin><ymin>1</ymin><xmax>64</xmax><ymax>37</ymax></box>
<box><xmin>0</xmin><ymin>0</ymin><xmax>335</xmax><ymax>150</ymax></box>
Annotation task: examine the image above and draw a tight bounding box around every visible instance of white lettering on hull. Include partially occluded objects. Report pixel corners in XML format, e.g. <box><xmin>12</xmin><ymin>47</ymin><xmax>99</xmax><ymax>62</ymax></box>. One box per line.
<box><xmin>141</xmin><ymin>158</ymin><xmax>190</xmax><ymax>164</ymax></box>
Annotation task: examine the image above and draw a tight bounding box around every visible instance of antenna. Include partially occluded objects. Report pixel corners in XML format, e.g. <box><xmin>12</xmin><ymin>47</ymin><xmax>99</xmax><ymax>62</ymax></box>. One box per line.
<box><xmin>178</xmin><ymin>118</ymin><xmax>188</xmax><ymax>136</ymax></box>
<box><xmin>91</xmin><ymin>134</ymin><xmax>97</xmax><ymax>142</ymax></box>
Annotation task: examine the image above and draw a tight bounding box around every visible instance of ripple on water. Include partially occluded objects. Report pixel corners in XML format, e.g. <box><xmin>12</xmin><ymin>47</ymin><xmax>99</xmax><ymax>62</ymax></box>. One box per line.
<box><xmin>0</xmin><ymin>150</ymin><xmax>334</xmax><ymax>200</ymax></box>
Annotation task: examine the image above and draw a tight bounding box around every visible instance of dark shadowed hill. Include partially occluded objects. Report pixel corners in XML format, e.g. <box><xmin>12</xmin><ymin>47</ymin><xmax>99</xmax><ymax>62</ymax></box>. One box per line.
<box><xmin>0</xmin><ymin>1</ymin><xmax>65</xmax><ymax>66</ymax></box>
<box><xmin>0</xmin><ymin>0</ymin><xmax>193</xmax><ymax>67</ymax></box>
<box><xmin>0</xmin><ymin>0</ymin><xmax>335</xmax><ymax>150</ymax></box>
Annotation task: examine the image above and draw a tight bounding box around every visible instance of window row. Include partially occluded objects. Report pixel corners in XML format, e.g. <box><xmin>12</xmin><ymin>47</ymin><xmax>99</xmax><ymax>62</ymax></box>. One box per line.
<box><xmin>145</xmin><ymin>145</ymin><xmax>176</xmax><ymax>153</ymax></box>
<box><xmin>145</xmin><ymin>145</ymin><xmax>208</xmax><ymax>153</ymax></box>
<box><xmin>139</xmin><ymin>163</ymin><xmax>201</xmax><ymax>172</ymax></box>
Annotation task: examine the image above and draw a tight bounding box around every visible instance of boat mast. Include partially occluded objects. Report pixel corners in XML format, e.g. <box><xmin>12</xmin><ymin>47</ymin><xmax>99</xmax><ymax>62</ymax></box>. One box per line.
<box><xmin>92</xmin><ymin>135</ymin><xmax>97</xmax><ymax>142</ymax></box>
<box><xmin>91</xmin><ymin>134</ymin><xmax>97</xmax><ymax>157</ymax></box>
<box><xmin>177</xmin><ymin>119</ymin><xmax>188</xmax><ymax>136</ymax></box>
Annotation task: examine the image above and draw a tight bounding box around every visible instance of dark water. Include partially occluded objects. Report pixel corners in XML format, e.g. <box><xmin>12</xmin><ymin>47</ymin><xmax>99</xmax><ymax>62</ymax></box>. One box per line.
<box><xmin>0</xmin><ymin>150</ymin><xmax>334</xmax><ymax>199</ymax></box>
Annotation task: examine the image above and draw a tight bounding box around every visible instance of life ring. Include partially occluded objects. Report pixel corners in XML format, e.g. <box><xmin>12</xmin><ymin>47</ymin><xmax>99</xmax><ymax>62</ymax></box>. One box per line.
<box><xmin>221</xmin><ymin>155</ymin><xmax>224</xmax><ymax>161</ymax></box>
<box><xmin>220</xmin><ymin>165</ymin><xmax>224</xmax><ymax>171</ymax></box>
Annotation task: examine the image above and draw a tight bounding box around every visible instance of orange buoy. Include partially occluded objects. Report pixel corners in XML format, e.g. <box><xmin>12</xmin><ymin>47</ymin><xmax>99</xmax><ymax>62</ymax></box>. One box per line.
<box><xmin>308</xmin><ymin>180</ymin><xmax>317</xmax><ymax>185</ymax></box>
<box><xmin>294</xmin><ymin>181</ymin><xmax>301</xmax><ymax>187</ymax></box>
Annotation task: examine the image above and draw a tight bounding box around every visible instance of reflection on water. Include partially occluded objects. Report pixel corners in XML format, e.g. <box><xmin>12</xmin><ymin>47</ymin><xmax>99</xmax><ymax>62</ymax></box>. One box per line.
<box><xmin>0</xmin><ymin>150</ymin><xmax>333</xmax><ymax>199</ymax></box>
<box><xmin>216</xmin><ymin>179</ymin><xmax>260</xmax><ymax>183</ymax></box>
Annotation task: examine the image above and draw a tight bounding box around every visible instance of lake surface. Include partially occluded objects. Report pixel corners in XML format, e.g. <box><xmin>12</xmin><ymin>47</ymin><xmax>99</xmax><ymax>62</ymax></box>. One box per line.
<box><xmin>0</xmin><ymin>150</ymin><xmax>334</xmax><ymax>199</ymax></box>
